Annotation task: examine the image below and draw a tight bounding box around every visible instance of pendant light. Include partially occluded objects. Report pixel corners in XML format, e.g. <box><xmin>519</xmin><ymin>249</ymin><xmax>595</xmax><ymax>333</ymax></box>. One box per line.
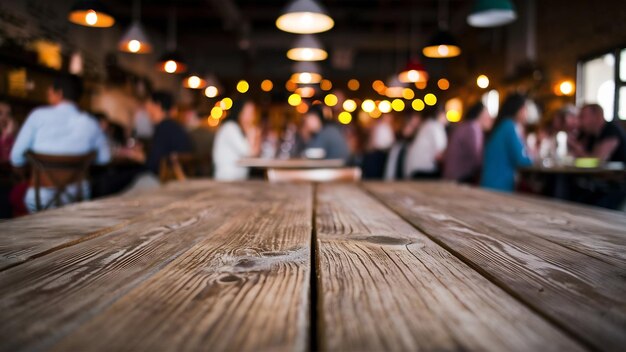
<box><xmin>276</xmin><ymin>0</ymin><xmax>334</xmax><ymax>34</ymax></box>
<box><xmin>291</xmin><ymin>62</ymin><xmax>322</xmax><ymax>84</ymax></box>
<box><xmin>203</xmin><ymin>74</ymin><xmax>222</xmax><ymax>98</ymax></box>
<box><xmin>423</xmin><ymin>0</ymin><xmax>461</xmax><ymax>58</ymax></box>
<box><xmin>68</xmin><ymin>0</ymin><xmax>115</xmax><ymax>27</ymax></box>
<box><xmin>467</xmin><ymin>0</ymin><xmax>517</xmax><ymax>27</ymax></box>
<box><xmin>287</xmin><ymin>35</ymin><xmax>328</xmax><ymax>61</ymax></box>
<box><xmin>398</xmin><ymin>60</ymin><xmax>429</xmax><ymax>83</ymax></box>
<box><xmin>156</xmin><ymin>8</ymin><xmax>187</xmax><ymax>74</ymax></box>
<box><xmin>119</xmin><ymin>0</ymin><xmax>152</xmax><ymax>54</ymax></box>
<box><xmin>183</xmin><ymin>75</ymin><xmax>207</xmax><ymax>89</ymax></box>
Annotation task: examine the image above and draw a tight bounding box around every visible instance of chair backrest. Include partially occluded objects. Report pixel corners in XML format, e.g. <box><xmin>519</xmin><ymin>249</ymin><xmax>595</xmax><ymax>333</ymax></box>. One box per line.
<box><xmin>267</xmin><ymin>167</ymin><xmax>362</xmax><ymax>183</ymax></box>
<box><xmin>26</xmin><ymin>151</ymin><xmax>97</xmax><ymax>210</ymax></box>
<box><xmin>159</xmin><ymin>153</ymin><xmax>199</xmax><ymax>183</ymax></box>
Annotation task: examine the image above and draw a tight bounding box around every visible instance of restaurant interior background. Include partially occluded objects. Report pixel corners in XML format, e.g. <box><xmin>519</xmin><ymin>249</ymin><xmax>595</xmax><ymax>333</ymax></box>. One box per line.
<box><xmin>1</xmin><ymin>0</ymin><xmax>625</xmax><ymax>127</ymax></box>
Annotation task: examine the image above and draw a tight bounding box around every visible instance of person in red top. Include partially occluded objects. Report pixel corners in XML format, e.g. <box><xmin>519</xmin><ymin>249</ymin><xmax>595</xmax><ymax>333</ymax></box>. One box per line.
<box><xmin>0</xmin><ymin>101</ymin><xmax>16</xmax><ymax>162</ymax></box>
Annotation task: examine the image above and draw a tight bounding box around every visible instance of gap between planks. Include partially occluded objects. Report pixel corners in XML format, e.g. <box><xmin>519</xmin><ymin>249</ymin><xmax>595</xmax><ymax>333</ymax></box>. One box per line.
<box><xmin>357</xmin><ymin>183</ymin><xmax>598</xmax><ymax>352</ymax></box>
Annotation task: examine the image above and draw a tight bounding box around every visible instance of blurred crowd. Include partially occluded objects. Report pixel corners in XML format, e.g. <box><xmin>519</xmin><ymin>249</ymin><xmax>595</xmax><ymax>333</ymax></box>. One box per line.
<box><xmin>1</xmin><ymin>74</ymin><xmax>626</xmax><ymax>218</ymax></box>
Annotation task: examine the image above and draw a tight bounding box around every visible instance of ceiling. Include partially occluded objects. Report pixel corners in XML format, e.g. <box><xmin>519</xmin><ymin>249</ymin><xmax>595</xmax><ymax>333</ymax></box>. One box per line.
<box><xmin>108</xmin><ymin>0</ymin><xmax>475</xmax><ymax>82</ymax></box>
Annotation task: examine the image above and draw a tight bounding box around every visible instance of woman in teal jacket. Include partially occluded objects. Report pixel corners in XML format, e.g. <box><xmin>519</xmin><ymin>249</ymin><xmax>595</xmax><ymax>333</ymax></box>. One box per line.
<box><xmin>481</xmin><ymin>93</ymin><xmax>533</xmax><ymax>192</ymax></box>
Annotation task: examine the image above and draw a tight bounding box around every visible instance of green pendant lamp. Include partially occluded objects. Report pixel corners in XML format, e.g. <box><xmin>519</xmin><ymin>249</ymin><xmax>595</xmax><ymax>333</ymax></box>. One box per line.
<box><xmin>467</xmin><ymin>0</ymin><xmax>517</xmax><ymax>27</ymax></box>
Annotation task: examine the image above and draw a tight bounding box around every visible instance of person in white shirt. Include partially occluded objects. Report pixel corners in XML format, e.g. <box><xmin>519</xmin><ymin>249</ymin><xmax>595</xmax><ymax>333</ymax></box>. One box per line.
<box><xmin>212</xmin><ymin>100</ymin><xmax>260</xmax><ymax>181</ymax></box>
<box><xmin>404</xmin><ymin>105</ymin><xmax>447</xmax><ymax>179</ymax></box>
<box><xmin>10</xmin><ymin>75</ymin><xmax>111</xmax><ymax>212</ymax></box>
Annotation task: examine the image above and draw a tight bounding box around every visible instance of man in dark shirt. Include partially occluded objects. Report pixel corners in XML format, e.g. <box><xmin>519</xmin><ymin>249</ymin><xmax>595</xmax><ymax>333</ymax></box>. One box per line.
<box><xmin>145</xmin><ymin>91</ymin><xmax>193</xmax><ymax>174</ymax></box>
<box><xmin>575</xmin><ymin>104</ymin><xmax>626</xmax><ymax>162</ymax></box>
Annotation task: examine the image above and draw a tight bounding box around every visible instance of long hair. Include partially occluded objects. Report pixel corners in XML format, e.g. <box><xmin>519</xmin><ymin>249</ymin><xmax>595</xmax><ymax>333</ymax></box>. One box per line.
<box><xmin>493</xmin><ymin>93</ymin><xmax>526</xmax><ymax>130</ymax></box>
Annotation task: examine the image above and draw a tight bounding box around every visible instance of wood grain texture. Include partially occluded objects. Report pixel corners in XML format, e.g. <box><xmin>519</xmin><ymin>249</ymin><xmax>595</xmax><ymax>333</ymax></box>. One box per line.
<box><xmin>315</xmin><ymin>184</ymin><xmax>583</xmax><ymax>351</ymax></box>
<box><xmin>0</xmin><ymin>184</ymin><xmax>207</xmax><ymax>270</ymax></box>
<box><xmin>50</xmin><ymin>183</ymin><xmax>313</xmax><ymax>352</ymax></box>
<box><xmin>0</xmin><ymin>182</ymin><xmax>295</xmax><ymax>351</ymax></box>
<box><xmin>364</xmin><ymin>182</ymin><xmax>626</xmax><ymax>351</ymax></box>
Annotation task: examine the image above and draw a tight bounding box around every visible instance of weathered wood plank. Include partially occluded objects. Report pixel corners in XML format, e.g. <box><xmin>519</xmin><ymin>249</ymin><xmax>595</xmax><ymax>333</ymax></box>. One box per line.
<box><xmin>315</xmin><ymin>184</ymin><xmax>583</xmax><ymax>351</ymax></box>
<box><xmin>0</xmin><ymin>182</ymin><xmax>307</xmax><ymax>351</ymax></box>
<box><xmin>50</xmin><ymin>183</ymin><xmax>312</xmax><ymax>352</ymax></box>
<box><xmin>0</xmin><ymin>184</ymin><xmax>208</xmax><ymax>270</ymax></box>
<box><xmin>364</xmin><ymin>182</ymin><xmax>626</xmax><ymax>350</ymax></box>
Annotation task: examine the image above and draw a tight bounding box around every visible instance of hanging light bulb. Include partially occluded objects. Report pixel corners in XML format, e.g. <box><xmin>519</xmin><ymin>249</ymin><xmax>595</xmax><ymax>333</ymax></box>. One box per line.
<box><xmin>119</xmin><ymin>0</ymin><xmax>152</xmax><ymax>54</ymax></box>
<box><xmin>68</xmin><ymin>0</ymin><xmax>115</xmax><ymax>27</ymax></box>
<box><xmin>156</xmin><ymin>8</ymin><xmax>186</xmax><ymax>74</ymax></box>
<box><xmin>287</xmin><ymin>35</ymin><xmax>328</xmax><ymax>61</ymax></box>
<box><xmin>467</xmin><ymin>0</ymin><xmax>517</xmax><ymax>27</ymax></box>
<box><xmin>276</xmin><ymin>0</ymin><xmax>334</xmax><ymax>34</ymax></box>
<box><xmin>398</xmin><ymin>60</ymin><xmax>429</xmax><ymax>84</ymax></box>
<box><xmin>183</xmin><ymin>75</ymin><xmax>207</xmax><ymax>89</ymax></box>
<box><xmin>291</xmin><ymin>62</ymin><xmax>322</xmax><ymax>84</ymax></box>
<box><xmin>422</xmin><ymin>31</ymin><xmax>461</xmax><ymax>58</ymax></box>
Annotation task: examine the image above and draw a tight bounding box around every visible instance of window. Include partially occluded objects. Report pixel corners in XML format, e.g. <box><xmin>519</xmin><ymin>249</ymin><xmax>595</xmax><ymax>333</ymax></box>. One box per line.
<box><xmin>578</xmin><ymin>48</ymin><xmax>626</xmax><ymax>121</ymax></box>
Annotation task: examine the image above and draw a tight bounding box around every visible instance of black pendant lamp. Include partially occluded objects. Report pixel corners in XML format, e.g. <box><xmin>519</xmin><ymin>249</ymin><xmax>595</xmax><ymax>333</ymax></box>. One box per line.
<box><xmin>156</xmin><ymin>8</ymin><xmax>186</xmax><ymax>74</ymax></box>
<box><xmin>422</xmin><ymin>0</ymin><xmax>461</xmax><ymax>58</ymax></box>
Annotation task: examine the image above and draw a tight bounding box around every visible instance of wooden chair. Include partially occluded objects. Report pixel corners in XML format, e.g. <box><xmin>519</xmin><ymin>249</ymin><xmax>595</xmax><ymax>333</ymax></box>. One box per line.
<box><xmin>159</xmin><ymin>153</ymin><xmax>199</xmax><ymax>183</ymax></box>
<box><xmin>26</xmin><ymin>151</ymin><xmax>97</xmax><ymax>211</ymax></box>
<box><xmin>266</xmin><ymin>167</ymin><xmax>362</xmax><ymax>183</ymax></box>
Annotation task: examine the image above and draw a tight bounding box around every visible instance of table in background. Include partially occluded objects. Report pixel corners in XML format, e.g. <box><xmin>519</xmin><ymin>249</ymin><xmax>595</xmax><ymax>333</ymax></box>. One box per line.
<box><xmin>238</xmin><ymin>157</ymin><xmax>345</xmax><ymax>169</ymax></box>
<box><xmin>0</xmin><ymin>181</ymin><xmax>624</xmax><ymax>351</ymax></box>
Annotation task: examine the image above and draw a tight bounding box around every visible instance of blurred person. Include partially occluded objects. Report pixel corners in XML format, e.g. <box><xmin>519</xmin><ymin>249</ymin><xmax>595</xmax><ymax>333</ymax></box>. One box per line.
<box><xmin>480</xmin><ymin>93</ymin><xmax>533</xmax><ymax>192</ymax></box>
<box><xmin>404</xmin><ymin>105</ymin><xmax>447</xmax><ymax>179</ymax></box>
<box><xmin>0</xmin><ymin>101</ymin><xmax>16</xmax><ymax>162</ymax></box>
<box><xmin>384</xmin><ymin>112</ymin><xmax>421</xmax><ymax>180</ymax></box>
<box><xmin>213</xmin><ymin>100</ymin><xmax>261</xmax><ymax>181</ymax></box>
<box><xmin>303</xmin><ymin>105</ymin><xmax>350</xmax><ymax>160</ymax></box>
<box><xmin>443</xmin><ymin>102</ymin><xmax>493</xmax><ymax>183</ymax></box>
<box><xmin>362</xmin><ymin>113</ymin><xmax>395</xmax><ymax>179</ymax></box>
<box><xmin>93</xmin><ymin>112</ymin><xmax>128</xmax><ymax>148</ymax></box>
<box><xmin>184</xmin><ymin>109</ymin><xmax>214</xmax><ymax>176</ymax></box>
<box><xmin>10</xmin><ymin>74</ymin><xmax>110</xmax><ymax>212</ymax></box>
<box><xmin>570</xmin><ymin>104</ymin><xmax>626</xmax><ymax>163</ymax></box>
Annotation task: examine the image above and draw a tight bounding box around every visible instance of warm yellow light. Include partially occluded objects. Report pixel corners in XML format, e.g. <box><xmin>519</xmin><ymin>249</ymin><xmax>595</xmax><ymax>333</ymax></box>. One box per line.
<box><xmin>296</xmin><ymin>87</ymin><xmax>316</xmax><ymax>98</ymax></box>
<box><xmin>288</xmin><ymin>93</ymin><xmax>302</xmax><ymax>106</ymax></box>
<box><xmin>338</xmin><ymin>111</ymin><xmax>352</xmax><ymax>124</ymax></box>
<box><xmin>205</xmin><ymin>86</ymin><xmax>218</xmax><ymax>98</ymax></box>
<box><xmin>438</xmin><ymin>78</ymin><xmax>450</xmax><ymax>90</ymax></box>
<box><xmin>69</xmin><ymin>9</ymin><xmax>115</xmax><ymax>27</ymax></box>
<box><xmin>85</xmin><ymin>10</ymin><xmax>98</xmax><ymax>25</ymax></box>
<box><xmin>320</xmin><ymin>79</ymin><xmax>332</xmax><ymax>91</ymax></box>
<box><xmin>324</xmin><ymin>94</ymin><xmax>338</xmax><ymax>107</ymax></box>
<box><xmin>392</xmin><ymin>99</ymin><xmax>405</xmax><ymax>112</ymax></box>
<box><xmin>276</xmin><ymin>12</ymin><xmax>334</xmax><ymax>34</ymax></box>
<box><xmin>237</xmin><ymin>80</ymin><xmax>249</xmax><ymax>93</ymax></box>
<box><xmin>208</xmin><ymin>118</ymin><xmax>219</xmax><ymax>127</ymax></box>
<box><xmin>477</xmin><ymin>75</ymin><xmax>489</xmax><ymax>89</ymax></box>
<box><xmin>187</xmin><ymin>76</ymin><xmax>201</xmax><ymax>89</ymax></box>
<box><xmin>399</xmin><ymin>69</ymin><xmax>428</xmax><ymax>84</ymax></box>
<box><xmin>261</xmin><ymin>79</ymin><xmax>273</xmax><ymax>92</ymax></box>
<box><xmin>446</xmin><ymin>110</ymin><xmax>461</xmax><ymax>122</ymax></box>
<box><xmin>412</xmin><ymin>99</ymin><xmax>425</xmax><ymax>111</ymax></box>
<box><xmin>343</xmin><ymin>99</ymin><xmax>357</xmax><ymax>112</ymax></box>
<box><xmin>286</xmin><ymin>47</ymin><xmax>328</xmax><ymax>61</ymax></box>
<box><xmin>402</xmin><ymin>88</ymin><xmax>415</xmax><ymax>100</ymax></box>
<box><xmin>361</xmin><ymin>99</ymin><xmax>376</xmax><ymax>113</ymax></box>
<box><xmin>372</xmin><ymin>80</ymin><xmax>386</xmax><ymax>92</ymax></box>
<box><xmin>348</xmin><ymin>79</ymin><xmax>360</xmax><ymax>91</ymax></box>
<box><xmin>296</xmin><ymin>102</ymin><xmax>309</xmax><ymax>114</ymax></box>
<box><xmin>415</xmin><ymin>81</ymin><xmax>427</xmax><ymax>90</ymax></box>
<box><xmin>164</xmin><ymin>60</ymin><xmax>177</xmax><ymax>74</ymax></box>
<box><xmin>127</xmin><ymin>40</ymin><xmax>141</xmax><ymax>53</ymax></box>
<box><xmin>378</xmin><ymin>100</ymin><xmax>392</xmax><ymax>113</ymax></box>
<box><xmin>291</xmin><ymin>72</ymin><xmax>322</xmax><ymax>84</ymax></box>
<box><xmin>424</xmin><ymin>93</ymin><xmax>437</xmax><ymax>106</ymax></box>
<box><xmin>285</xmin><ymin>80</ymin><xmax>297</xmax><ymax>92</ymax></box>
<box><xmin>370</xmin><ymin>109</ymin><xmax>382</xmax><ymax>118</ymax></box>
<box><xmin>220</xmin><ymin>97</ymin><xmax>233</xmax><ymax>110</ymax></box>
<box><xmin>559</xmin><ymin>80</ymin><xmax>575</xmax><ymax>96</ymax></box>
<box><xmin>211</xmin><ymin>106</ymin><xmax>223</xmax><ymax>119</ymax></box>
<box><xmin>422</xmin><ymin>44</ymin><xmax>461</xmax><ymax>58</ymax></box>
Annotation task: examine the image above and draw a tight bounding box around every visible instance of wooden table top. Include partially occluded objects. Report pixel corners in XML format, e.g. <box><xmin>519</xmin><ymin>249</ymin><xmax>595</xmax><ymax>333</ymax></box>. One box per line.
<box><xmin>0</xmin><ymin>181</ymin><xmax>624</xmax><ymax>351</ymax></box>
<box><xmin>237</xmin><ymin>157</ymin><xmax>345</xmax><ymax>169</ymax></box>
